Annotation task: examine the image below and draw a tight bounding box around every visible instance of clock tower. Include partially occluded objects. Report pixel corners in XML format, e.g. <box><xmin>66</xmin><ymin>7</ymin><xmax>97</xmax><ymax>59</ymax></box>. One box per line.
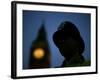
<box><xmin>29</xmin><ymin>23</ymin><xmax>51</xmax><ymax>69</ymax></box>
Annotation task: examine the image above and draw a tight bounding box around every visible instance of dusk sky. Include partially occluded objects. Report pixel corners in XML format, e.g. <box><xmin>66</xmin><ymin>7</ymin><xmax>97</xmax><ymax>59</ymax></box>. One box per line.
<box><xmin>23</xmin><ymin>10</ymin><xmax>90</xmax><ymax>69</ymax></box>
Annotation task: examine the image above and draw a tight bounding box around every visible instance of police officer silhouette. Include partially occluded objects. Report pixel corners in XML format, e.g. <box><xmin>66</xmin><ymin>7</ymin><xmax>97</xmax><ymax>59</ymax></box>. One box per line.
<box><xmin>53</xmin><ymin>21</ymin><xmax>85</xmax><ymax>67</ymax></box>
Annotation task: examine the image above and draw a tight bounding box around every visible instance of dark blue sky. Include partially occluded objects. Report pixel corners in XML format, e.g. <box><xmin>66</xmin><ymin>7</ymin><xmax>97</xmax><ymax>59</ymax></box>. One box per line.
<box><xmin>23</xmin><ymin>10</ymin><xmax>90</xmax><ymax>69</ymax></box>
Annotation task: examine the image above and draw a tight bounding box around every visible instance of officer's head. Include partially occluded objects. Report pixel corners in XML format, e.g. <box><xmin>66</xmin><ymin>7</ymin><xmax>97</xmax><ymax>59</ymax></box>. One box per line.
<box><xmin>53</xmin><ymin>21</ymin><xmax>85</xmax><ymax>60</ymax></box>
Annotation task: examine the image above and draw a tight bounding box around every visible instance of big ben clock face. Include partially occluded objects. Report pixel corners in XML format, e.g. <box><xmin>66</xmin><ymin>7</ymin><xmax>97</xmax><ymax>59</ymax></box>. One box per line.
<box><xmin>33</xmin><ymin>48</ymin><xmax>45</xmax><ymax>59</ymax></box>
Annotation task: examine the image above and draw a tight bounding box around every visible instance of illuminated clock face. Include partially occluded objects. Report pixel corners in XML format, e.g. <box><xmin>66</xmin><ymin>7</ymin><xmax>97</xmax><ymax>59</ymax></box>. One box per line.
<box><xmin>33</xmin><ymin>48</ymin><xmax>45</xmax><ymax>59</ymax></box>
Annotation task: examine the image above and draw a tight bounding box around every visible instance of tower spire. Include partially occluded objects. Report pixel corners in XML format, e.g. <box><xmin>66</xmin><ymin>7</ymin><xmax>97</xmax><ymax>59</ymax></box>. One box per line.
<box><xmin>29</xmin><ymin>21</ymin><xmax>51</xmax><ymax>69</ymax></box>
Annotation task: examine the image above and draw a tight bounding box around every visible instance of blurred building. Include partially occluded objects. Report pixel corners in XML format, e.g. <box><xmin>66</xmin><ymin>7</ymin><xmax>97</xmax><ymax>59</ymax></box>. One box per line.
<box><xmin>29</xmin><ymin>23</ymin><xmax>51</xmax><ymax>69</ymax></box>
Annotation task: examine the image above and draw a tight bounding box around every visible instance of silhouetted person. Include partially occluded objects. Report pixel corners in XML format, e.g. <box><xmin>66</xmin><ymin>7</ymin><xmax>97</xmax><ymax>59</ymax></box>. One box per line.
<box><xmin>53</xmin><ymin>21</ymin><xmax>85</xmax><ymax>67</ymax></box>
